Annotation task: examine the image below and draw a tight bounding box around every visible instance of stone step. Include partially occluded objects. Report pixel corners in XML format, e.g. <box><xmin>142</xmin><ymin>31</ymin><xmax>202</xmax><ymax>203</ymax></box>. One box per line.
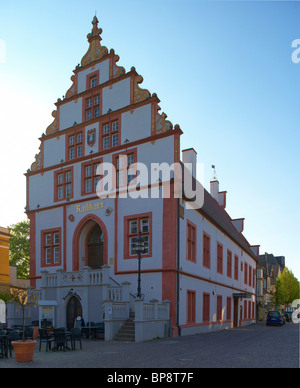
<box><xmin>114</xmin><ymin>316</ymin><xmax>136</xmax><ymax>342</ymax></box>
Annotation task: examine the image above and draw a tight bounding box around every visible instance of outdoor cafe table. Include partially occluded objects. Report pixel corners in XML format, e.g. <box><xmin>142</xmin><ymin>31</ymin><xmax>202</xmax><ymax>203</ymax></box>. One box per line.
<box><xmin>81</xmin><ymin>326</ymin><xmax>103</xmax><ymax>340</ymax></box>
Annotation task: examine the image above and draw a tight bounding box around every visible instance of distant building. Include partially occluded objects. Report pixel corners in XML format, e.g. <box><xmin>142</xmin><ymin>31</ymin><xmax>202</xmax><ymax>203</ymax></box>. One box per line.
<box><xmin>256</xmin><ymin>252</ymin><xmax>285</xmax><ymax>318</ymax></box>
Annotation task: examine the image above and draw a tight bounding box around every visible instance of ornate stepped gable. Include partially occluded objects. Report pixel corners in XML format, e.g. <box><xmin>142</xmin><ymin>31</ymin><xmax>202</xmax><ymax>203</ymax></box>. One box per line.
<box><xmin>30</xmin><ymin>16</ymin><xmax>180</xmax><ymax>172</ymax></box>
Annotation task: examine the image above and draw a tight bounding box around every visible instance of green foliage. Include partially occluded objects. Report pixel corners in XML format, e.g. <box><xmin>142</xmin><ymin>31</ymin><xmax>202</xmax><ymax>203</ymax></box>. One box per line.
<box><xmin>8</xmin><ymin>220</ymin><xmax>30</xmax><ymax>279</ymax></box>
<box><xmin>275</xmin><ymin>268</ymin><xmax>300</xmax><ymax>306</ymax></box>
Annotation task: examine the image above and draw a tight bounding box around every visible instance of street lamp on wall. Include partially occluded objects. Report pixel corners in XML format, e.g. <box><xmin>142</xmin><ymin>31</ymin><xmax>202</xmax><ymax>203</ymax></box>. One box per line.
<box><xmin>135</xmin><ymin>231</ymin><xmax>145</xmax><ymax>299</ymax></box>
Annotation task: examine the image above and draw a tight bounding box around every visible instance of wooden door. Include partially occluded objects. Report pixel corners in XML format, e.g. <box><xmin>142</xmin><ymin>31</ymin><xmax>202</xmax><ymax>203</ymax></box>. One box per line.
<box><xmin>66</xmin><ymin>296</ymin><xmax>82</xmax><ymax>331</ymax></box>
<box><xmin>87</xmin><ymin>225</ymin><xmax>103</xmax><ymax>269</ymax></box>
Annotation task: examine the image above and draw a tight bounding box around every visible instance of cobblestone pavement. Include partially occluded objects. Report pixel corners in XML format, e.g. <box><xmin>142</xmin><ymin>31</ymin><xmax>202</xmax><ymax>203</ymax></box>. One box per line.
<box><xmin>0</xmin><ymin>321</ymin><xmax>299</xmax><ymax>369</ymax></box>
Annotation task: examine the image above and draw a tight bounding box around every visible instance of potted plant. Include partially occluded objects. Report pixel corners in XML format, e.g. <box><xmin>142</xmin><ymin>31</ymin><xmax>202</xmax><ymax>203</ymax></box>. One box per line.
<box><xmin>9</xmin><ymin>289</ymin><xmax>38</xmax><ymax>362</ymax></box>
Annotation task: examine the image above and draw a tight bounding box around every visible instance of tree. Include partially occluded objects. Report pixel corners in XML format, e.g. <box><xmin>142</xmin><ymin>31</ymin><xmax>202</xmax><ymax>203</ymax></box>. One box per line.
<box><xmin>276</xmin><ymin>268</ymin><xmax>299</xmax><ymax>306</ymax></box>
<box><xmin>8</xmin><ymin>220</ymin><xmax>30</xmax><ymax>279</ymax></box>
<box><xmin>9</xmin><ymin>289</ymin><xmax>38</xmax><ymax>341</ymax></box>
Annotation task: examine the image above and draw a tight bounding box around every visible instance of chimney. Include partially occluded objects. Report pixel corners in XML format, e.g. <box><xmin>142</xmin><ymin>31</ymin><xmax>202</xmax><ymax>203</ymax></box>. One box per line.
<box><xmin>210</xmin><ymin>179</ymin><xmax>219</xmax><ymax>201</ymax></box>
<box><xmin>182</xmin><ymin>148</ymin><xmax>197</xmax><ymax>179</ymax></box>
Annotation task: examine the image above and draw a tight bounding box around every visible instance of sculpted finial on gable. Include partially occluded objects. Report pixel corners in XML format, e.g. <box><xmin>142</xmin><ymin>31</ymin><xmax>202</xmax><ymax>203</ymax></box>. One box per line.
<box><xmin>81</xmin><ymin>16</ymin><xmax>108</xmax><ymax>67</ymax></box>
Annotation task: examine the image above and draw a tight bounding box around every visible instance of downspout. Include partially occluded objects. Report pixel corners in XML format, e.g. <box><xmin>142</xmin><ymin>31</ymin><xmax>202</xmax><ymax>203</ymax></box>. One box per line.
<box><xmin>176</xmin><ymin>198</ymin><xmax>182</xmax><ymax>336</ymax></box>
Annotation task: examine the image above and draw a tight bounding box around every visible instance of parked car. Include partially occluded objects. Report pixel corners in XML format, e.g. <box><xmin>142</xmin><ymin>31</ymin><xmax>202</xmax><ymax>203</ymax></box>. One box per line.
<box><xmin>266</xmin><ymin>310</ymin><xmax>283</xmax><ymax>326</ymax></box>
<box><xmin>284</xmin><ymin>312</ymin><xmax>292</xmax><ymax>322</ymax></box>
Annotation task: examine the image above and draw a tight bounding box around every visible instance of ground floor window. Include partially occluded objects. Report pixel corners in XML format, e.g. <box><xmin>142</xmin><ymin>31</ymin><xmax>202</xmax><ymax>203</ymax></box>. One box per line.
<box><xmin>187</xmin><ymin>290</ymin><xmax>196</xmax><ymax>324</ymax></box>
<box><xmin>124</xmin><ymin>213</ymin><xmax>152</xmax><ymax>259</ymax></box>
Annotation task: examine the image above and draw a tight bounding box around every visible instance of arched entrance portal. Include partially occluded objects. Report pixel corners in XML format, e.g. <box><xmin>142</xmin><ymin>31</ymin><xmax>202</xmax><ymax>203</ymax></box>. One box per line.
<box><xmin>66</xmin><ymin>296</ymin><xmax>82</xmax><ymax>331</ymax></box>
<box><xmin>87</xmin><ymin>224</ymin><xmax>104</xmax><ymax>269</ymax></box>
<box><xmin>72</xmin><ymin>214</ymin><xmax>108</xmax><ymax>271</ymax></box>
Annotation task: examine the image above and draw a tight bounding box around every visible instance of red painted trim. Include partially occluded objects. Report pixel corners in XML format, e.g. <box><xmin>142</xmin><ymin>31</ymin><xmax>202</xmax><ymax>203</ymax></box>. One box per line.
<box><xmin>203</xmin><ymin>232</ymin><xmax>211</xmax><ymax>269</ymax></box>
<box><xmin>186</xmin><ymin>219</ymin><xmax>197</xmax><ymax>263</ymax></box>
<box><xmin>86</xmin><ymin>70</ymin><xmax>100</xmax><ymax>90</ymax></box>
<box><xmin>54</xmin><ymin>166</ymin><xmax>74</xmax><ymax>202</ymax></box>
<box><xmin>28</xmin><ymin>213</ymin><xmax>36</xmax><ymax>288</ymax></box>
<box><xmin>63</xmin><ymin>205</ymin><xmax>67</xmax><ymax>272</ymax></box>
<box><xmin>27</xmin><ymin>127</ymin><xmax>182</xmax><ymax>178</ymax></box>
<box><xmin>40</xmin><ymin>228</ymin><xmax>62</xmax><ymax>268</ymax></box>
<box><xmin>123</xmin><ymin>212</ymin><xmax>152</xmax><ymax>260</ymax></box>
<box><xmin>100</xmin><ymin>113</ymin><xmax>122</xmax><ymax>152</ymax></box>
<box><xmin>203</xmin><ymin>292</ymin><xmax>210</xmax><ymax>322</ymax></box>
<box><xmin>114</xmin><ymin>196</ymin><xmax>118</xmax><ymax>274</ymax></box>
<box><xmin>187</xmin><ymin>290</ymin><xmax>196</xmax><ymax>324</ymax></box>
<box><xmin>81</xmin><ymin>157</ymin><xmax>103</xmax><ymax>196</ymax></box>
<box><xmin>72</xmin><ymin>214</ymin><xmax>108</xmax><ymax>271</ymax></box>
<box><xmin>227</xmin><ymin>249</ymin><xmax>232</xmax><ymax>278</ymax></box>
<box><xmin>217</xmin><ymin>294</ymin><xmax>222</xmax><ymax>321</ymax></box>
<box><xmin>83</xmin><ymin>90</ymin><xmax>102</xmax><ymax>123</ymax></box>
<box><xmin>162</xmin><ymin>183</ymin><xmax>177</xmax><ymax>334</ymax></box>
<box><xmin>217</xmin><ymin>241</ymin><xmax>223</xmax><ymax>274</ymax></box>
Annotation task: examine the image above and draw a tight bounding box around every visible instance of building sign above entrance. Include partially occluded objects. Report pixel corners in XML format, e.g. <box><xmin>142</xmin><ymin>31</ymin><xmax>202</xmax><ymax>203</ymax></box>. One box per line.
<box><xmin>75</xmin><ymin>202</ymin><xmax>104</xmax><ymax>214</ymax></box>
<box><xmin>233</xmin><ymin>293</ymin><xmax>252</xmax><ymax>299</ymax></box>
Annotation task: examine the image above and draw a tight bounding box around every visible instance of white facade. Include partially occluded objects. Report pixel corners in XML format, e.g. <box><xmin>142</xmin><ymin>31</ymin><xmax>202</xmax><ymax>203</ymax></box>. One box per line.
<box><xmin>26</xmin><ymin>17</ymin><xmax>259</xmax><ymax>338</ymax></box>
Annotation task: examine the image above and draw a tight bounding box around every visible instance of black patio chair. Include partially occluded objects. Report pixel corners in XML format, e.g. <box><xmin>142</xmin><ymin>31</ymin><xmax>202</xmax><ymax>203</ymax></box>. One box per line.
<box><xmin>53</xmin><ymin>329</ymin><xmax>71</xmax><ymax>352</ymax></box>
<box><xmin>70</xmin><ymin>327</ymin><xmax>82</xmax><ymax>350</ymax></box>
<box><xmin>25</xmin><ymin>327</ymin><xmax>34</xmax><ymax>340</ymax></box>
<box><xmin>38</xmin><ymin>329</ymin><xmax>54</xmax><ymax>352</ymax></box>
<box><xmin>0</xmin><ymin>335</ymin><xmax>9</xmax><ymax>358</ymax></box>
<box><xmin>7</xmin><ymin>330</ymin><xmax>21</xmax><ymax>357</ymax></box>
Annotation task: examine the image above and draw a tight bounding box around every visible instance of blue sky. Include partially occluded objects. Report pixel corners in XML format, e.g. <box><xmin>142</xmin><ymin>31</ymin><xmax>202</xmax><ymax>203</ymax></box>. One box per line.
<box><xmin>0</xmin><ymin>0</ymin><xmax>299</xmax><ymax>279</ymax></box>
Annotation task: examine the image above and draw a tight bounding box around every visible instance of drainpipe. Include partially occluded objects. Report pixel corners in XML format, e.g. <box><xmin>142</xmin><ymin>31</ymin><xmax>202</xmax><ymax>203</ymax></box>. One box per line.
<box><xmin>176</xmin><ymin>198</ymin><xmax>182</xmax><ymax>336</ymax></box>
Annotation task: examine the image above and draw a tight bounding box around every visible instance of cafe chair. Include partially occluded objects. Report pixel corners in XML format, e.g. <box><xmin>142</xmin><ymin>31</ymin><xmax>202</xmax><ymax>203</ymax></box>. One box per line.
<box><xmin>38</xmin><ymin>329</ymin><xmax>54</xmax><ymax>352</ymax></box>
<box><xmin>71</xmin><ymin>327</ymin><xmax>82</xmax><ymax>350</ymax></box>
<box><xmin>53</xmin><ymin>329</ymin><xmax>71</xmax><ymax>352</ymax></box>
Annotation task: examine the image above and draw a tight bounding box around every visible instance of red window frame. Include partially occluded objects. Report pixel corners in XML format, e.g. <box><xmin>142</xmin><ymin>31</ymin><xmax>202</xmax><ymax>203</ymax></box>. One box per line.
<box><xmin>249</xmin><ymin>265</ymin><xmax>252</xmax><ymax>286</ymax></box>
<box><xmin>226</xmin><ymin>297</ymin><xmax>232</xmax><ymax>321</ymax></box>
<box><xmin>124</xmin><ymin>212</ymin><xmax>152</xmax><ymax>260</ymax></box>
<box><xmin>203</xmin><ymin>232</ymin><xmax>211</xmax><ymax>269</ymax></box>
<box><xmin>187</xmin><ymin>290</ymin><xmax>196</xmax><ymax>324</ymax></box>
<box><xmin>217</xmin><ymin>295</ymin><xmax>222</xmax><ymax>321</ymax></box>
<box><xmin>234</xmin><ymin>254</ymin><xmax>239</xmax><ymax>281</ymax></box>
<box><xmin>244</xmin><ymin>300</ymin><xmax>247</xmax><ymax>319</ymax></box>
<box><xmin>41</xmin><ymin>228</ymin><xmax>62</xmax><ymax>268</ymax></box>
<box><xmin>217</xmin><ymin>242</ymin><xmax>223</xmax><ymax>274</ymax></box>
<box><xmin>112</xmin><ymin>148</ymin><xmax>137</xmax><ymax>189</ymax></box>
<box><xmin>100</xmin><ymin>114</ymin><xmax>121</xmax><ymax>152</ymax></box>
<box><xmin>84</xmin><ymin>93</ymin><xmax>102</xmax><ymax>122</ymax></box>
<box><xmin>66</xmin><ymin>130</ymin><xmax>84</xmax><ymax>161</ymax></box>
<box><xmin>81</xmin><ymin>157</ymin><xmax>103</xmax><ymax>196</ymax></box>
<box><xmin>186</xmin><ymin>220</ymin><xmax>197</xmax><ymax>263</ymax></box>
<box><xmin>54</xmin><ymin>167</ymin><xmax>74</xmax><ymax>202</ymax></box>
<box><xmin>86</xmin><ymin>70</ymin><xmax>99</xmax><ymax>90</ymax></box>
<box><xmin>227</xmin><ymin>249</ymin><xmax>232</xmax><ymax>278</ymax></box>
<box><xmin>244</xmin><ymin>263</ymin><xmax>248</xmax><ymax>285</ymax></box>
<box><xmin>203</xmin><ymin>293</ymin><xmax>210</xmax><ymax>322</ymax></box>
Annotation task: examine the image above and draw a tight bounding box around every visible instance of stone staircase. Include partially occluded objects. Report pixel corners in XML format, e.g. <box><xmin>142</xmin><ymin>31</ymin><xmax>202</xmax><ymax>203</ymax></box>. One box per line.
<box><xmin>114</xmin><ymin>311</ymin><xmax>135</xmax><ymax>342</ymax></box>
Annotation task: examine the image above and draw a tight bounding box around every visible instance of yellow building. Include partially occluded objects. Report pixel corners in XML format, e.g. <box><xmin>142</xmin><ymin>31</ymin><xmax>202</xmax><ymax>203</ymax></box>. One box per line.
<box><xmin>0</xmin><ymin>226</ymin><xmax>10</xmax><ymax>294</ymax></box>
